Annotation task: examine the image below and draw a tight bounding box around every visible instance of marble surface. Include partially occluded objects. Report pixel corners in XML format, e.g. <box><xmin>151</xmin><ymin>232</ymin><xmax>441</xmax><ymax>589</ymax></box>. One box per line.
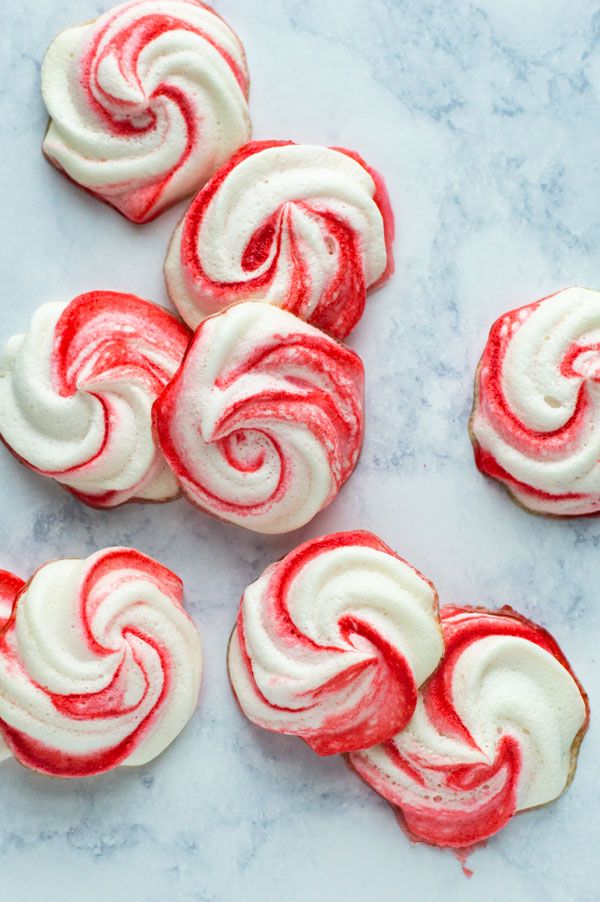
<box><xmin>1</xmin><ymin>0</ymin><xmax>599</xmax><ymax>899</ymax></box>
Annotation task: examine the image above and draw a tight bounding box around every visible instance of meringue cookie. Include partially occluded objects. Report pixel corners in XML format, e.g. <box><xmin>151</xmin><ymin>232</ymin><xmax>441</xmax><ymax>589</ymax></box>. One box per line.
<box><xmin>471</xmin><ymin>286</ymin><xmax>600</xmax><ymax>515</ymax></box>
<box><xmin>350</xmin><ymin>605</ymin><xmax>589</xmax><ymax>849</ymax></box>
<box><xmin>153</xmin><ymin>301</ymin><xmax>365</xmax><ymax>533</ymax></box>
<box><xmin>164</xmin><ymin>140</ymin><xmax>394</xmax><ymax>338</ymax></box>
<box><xmin>0</xmin><ymin>291</ymin><xmax>190</xmax><ymax>507</ymax></box>
<box><xmin>0</xmin><ymin>548</ymin><xmax>202</xmax><ymax>777</ymax></box>
<box><xmin>228</xmin><ymin>531</ymin><xmax>444</xmax><ymax>755</ymax></box>
<box><xmin>42</xmin><ymin>0</ymin><xmax>251</xmax><ymax>223</ymax></box>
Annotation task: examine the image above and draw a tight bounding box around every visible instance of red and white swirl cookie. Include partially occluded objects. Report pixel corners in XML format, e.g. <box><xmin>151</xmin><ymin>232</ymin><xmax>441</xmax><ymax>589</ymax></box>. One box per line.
<box><xmin>164</xmin><ymin>140</ymin><xmax>394</xmax><ymax>339</ymax></box>
<box><xmin>0</xmin><ymin>548</ymin><xmax>202</xmax><ymax>777</ymax></box>
<box><xmin>227</xmin><ymin>531</ymin><xmax>444</xmax><ymax>755</ymax></box>
<box><xmin>41</xmin><ymin>0</ymin><xmax>251</xmax><ymax>223</ymax></box>
<box><xmin>153</xmin><ymin>301</ymin><xmax>365</xmax><ymax>533</ymax></box>
<box><xmin>0</xmin><ymin>291</ymin><xmax>190</xmax><ymax>508</ymax></box>
<box><xmin>350</xmin><ymin>605</ymin><xmax>589</xmax><ymax>849</ymax></box>
<box><xmin>471</xmin><ymin>286</ymin><xmax>600</xmax><ymax>515</ymax></box>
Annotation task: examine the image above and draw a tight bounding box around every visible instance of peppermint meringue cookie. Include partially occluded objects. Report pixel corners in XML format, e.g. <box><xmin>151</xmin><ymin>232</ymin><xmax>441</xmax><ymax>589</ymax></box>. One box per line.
<box><xmin>470</xmin><ymin>286</ymin><xmax>600</xmax><ymax>516</ymax></box>
<box><xmin>153</xmin><ymin>301</ymin><xmax>365</xmax><ymax>533</ymax></box>
<box><xmin>164</xmin><ymin>140</ymin><xmax>394</xmax><ymax>339</ymax></box>
<box><xmin>41</xmin><ymin>0</ymin><xmax>251</xmax><ymax>223</ymax></box>
<box><xmin>0</xmin><ymin>548</ymin><xmax>202</xmax><ymax>777</ymax></box>
<box><xmin>350</xmin><ymin>605</ymin><xmax>589</xmax><ymax>849</ymax></box>
<box><xmin>228</xmin><ymin>531</ymin><xmax>444</xmax><ymax>755</ymax></box>
<box><xmin>0</xmin><ymin>291</ymin><xmax>190</xmax><ymax>508</ymax></box>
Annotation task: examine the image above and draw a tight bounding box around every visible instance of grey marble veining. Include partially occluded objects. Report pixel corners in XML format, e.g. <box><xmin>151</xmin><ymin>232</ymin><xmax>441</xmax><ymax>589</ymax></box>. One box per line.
<box><xmin>0</xmin><ymin>1</ymin><xmax>599</xmax><ymax>899</ymax></box>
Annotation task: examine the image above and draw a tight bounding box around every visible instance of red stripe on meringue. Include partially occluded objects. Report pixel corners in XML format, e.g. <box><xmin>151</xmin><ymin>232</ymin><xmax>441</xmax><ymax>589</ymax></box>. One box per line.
<box><xmin>267</xmin><ymin>531</ymin><xmax>397</xmax><ymax>652</ymax></box>
<box><xmin>45</xmin><ymin>0</ymin><xmax>250</xmax><ymax>222</ymax></box>
<box><xmin>423</xmin><ymin>605</ymin><xmax>567</xmax><ymax>748</ymax></box>
<box><xmin>0</xmin><ymin>661</ymin><xmax>168</xmax><ymax>779</ymax></box>
<box><xmin>51</xmin><ymin>291</ymin><xmax>190</xmax><ymax>394</ymax></box>
<box><xmin>180</xmin><ymin>142</ymin><xmax>297</xmax><ymax>297</ymax></box>
<box><xmin>476</xmin><ymin>300</ymin><xmax>592</xmax><ymax>459</ymax></box>
<box><xmin>234</xmin><ymin>613</ymin><xmax>315</xmax><ymax>716</ymax></box>
<box><xmin>0</xmin><ymin>570</ymin><xmax>25</xmax><ymax>632</ymax></box>
<box><xmin>331</xmin><ymin>145</ymin><xmax>395</xmax><ymax>288</ymax></box>
<box><xmin>390</xmin><ymin>735</ymin><xmax>522</xmax><ymax>850</ymax></box>
<box><xmin>76</xmin><ymin>547</ymin><xmax>184</xmax><ymax>659</ymax></box>
<box><xmin>474</xmin><ymin>445</ymin><xmax>587</xmax><ymax>505</ymax></box>
<box><xmin>82</xmin><ymin>5</ymin><xmax>248</xmax><ymax>133</ymax></box>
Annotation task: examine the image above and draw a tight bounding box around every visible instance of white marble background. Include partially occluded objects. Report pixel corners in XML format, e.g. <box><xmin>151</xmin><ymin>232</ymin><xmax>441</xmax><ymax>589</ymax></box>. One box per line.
<box><xmin>0</xmin><ymin>0</ymin><xmax>598</xmax><ymax>899</ymax></box>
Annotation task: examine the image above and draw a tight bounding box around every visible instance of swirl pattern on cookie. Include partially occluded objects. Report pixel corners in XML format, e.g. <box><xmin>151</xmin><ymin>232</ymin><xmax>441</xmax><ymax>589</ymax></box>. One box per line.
<box><xmin>153</xmin><ymin>301</ymin><xmax>364</xmax><ymax>533</ymax></box>
<box><xmin>42</xmin><ymin>0</ymin><xmax>251</xmax><ymax>223</ymax></box>
<box><xmin>164</xmin><ymin>140</ymin><xmax>394</xmax><ymax>338</ymax></box>
<box><xmin>0</xmin><ymin>291</ymin><xmax>191</xmax><ymax>507</ymax></box>
<box><xmin>350</xmin><ymin>605</ymin><xmax>589</xmax><ymax>848</ymax></box>
<box><xmin>471</xmin><ymin>286</ymin><xmax>600</xmax><ymax>515</ymax></box>
<box><xmin>0</xmin><ymin>548</ymin><xmax>202</xmax><ymax>777</ymax></box>
<box><xmin>228</xmin><ymin>531</ymin><xmax>444</xmax><ymax>755</ymax></box>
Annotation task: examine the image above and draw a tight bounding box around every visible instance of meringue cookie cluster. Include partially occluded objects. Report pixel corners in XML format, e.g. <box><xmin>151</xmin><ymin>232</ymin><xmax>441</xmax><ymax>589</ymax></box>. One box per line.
<box><xmin>229</xmin><ymin>531</ymin><xmax>589</xmax><ymax>849</ymax></box>
<box><xmin>42</xmin><ymin>0</ymin><xmax>251</xmax><ymax>223</ymax></box>
<box><xmin>34</xmin><ymin>5</ymin><xmax>395</xmax><ymax>534</ymax></box>
<box><xmin>0</xmin><ymin>548</ymin><xmax>201</xmax><ymax>777</ymax></box>
<box><xmin>0</xmin><ymin>296</ymin><xmax>365</xmax><ymax>533</ymax></box>
<box><xmin>23</xmin><ymin>0</ymin><xmax>589</xmax><ymax>860</ymax></box>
